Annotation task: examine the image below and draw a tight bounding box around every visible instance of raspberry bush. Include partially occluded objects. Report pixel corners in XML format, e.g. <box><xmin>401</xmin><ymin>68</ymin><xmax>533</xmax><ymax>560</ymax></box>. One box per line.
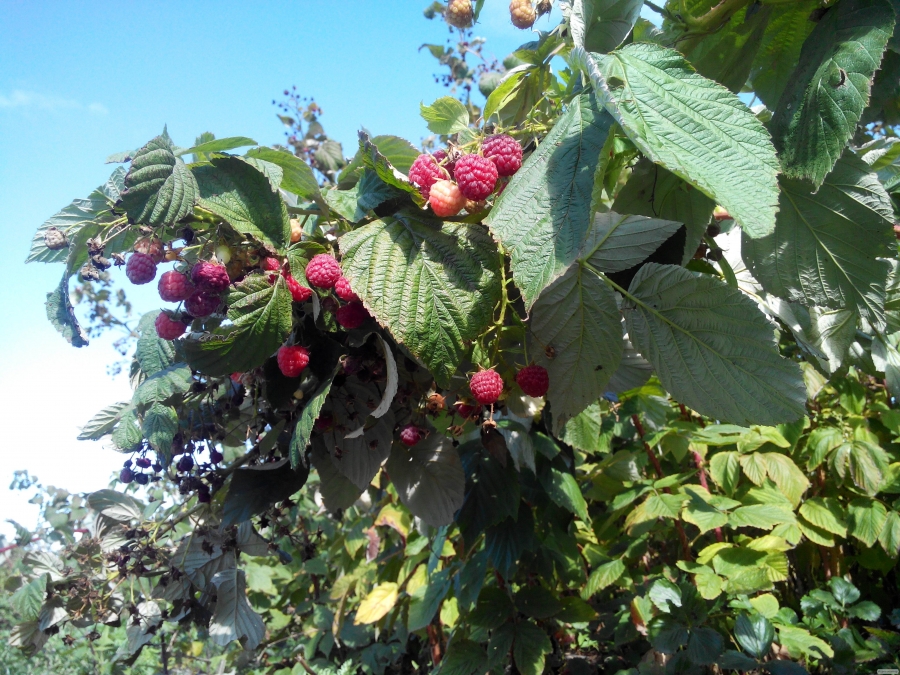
<box><xmin>18</xmin><ymin>1</ymin><xmax>900</xmax><ymax>674</ymax></box>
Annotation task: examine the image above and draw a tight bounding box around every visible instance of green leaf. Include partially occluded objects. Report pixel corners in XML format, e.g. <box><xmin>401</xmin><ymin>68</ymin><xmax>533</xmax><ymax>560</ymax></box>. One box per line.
<box><xmin>776</xmin><ymin>625</ymin><xmax>834</xmax><ymax>660</ymax></box>
<box><xmin>849</xmin><ymin>440</ymin><xmax>890</xmax><ymax>496</ymax></box>
<box><xmin>579</xmin><ymin>211</ymin><xmax>683</xmax><ymax>274</ymax></box>
<box><xmin>739</xmin><ymin>453</ymin><xmax>769</xmax><ymax>486</ymax></box>
<box><xmin>356</xmin><ymin>132</ymin><xmax>423</xmax><ymax>204</ymax></box>
<box><xmin>540</xmin><ymin>468</ymin><xmax>589</xmax><ymax>522</ymax></box>
<box><xmin>135</xmin><ymin>311</ymin><xmax>175</xmax><ymax>377</ymax></box>
<box><xmin>470</xmin><ymin>587</ymin><xmax>515</xmax><ymax>629</ymax></box>
<box><xmin>805</xmin><ymin>427</ymin><xmax>844</xmax><ymax>470</ymax></box>
<box><xmin>339</xmin><ymin>134</ymin><xmax>419</xmax><ymax>184</ymax></box>
<box><xmin>577</xmin><ymin>43</ymin><xmax>780</xmax><ymax>238</ymax></box>
<box><xmin>771</xmin><ymin>0</ymin><xmax>895</xmax><ymax>186</ymax></box>
<box><xmin>289</xmin><ymin>370</ymin><xmax>337</xmax><ymax>469</ymax></box>
<box><xmin>309</xmin><ymin>443</ymin><xmax>362</xmax><ymax>512</ymax></box>
<box><xmin>408</xmin><ymin>569</ymin><xmax>451</xmax><ymax>632</ymax></box>
<box><xmin>682</xmin><ymin>497</ymin><xmax>729</xmax><ymax>534</ymax></box>
<box><xmin>569</xmin><ymin>0</ymin><xmax>643</xmax><ymax>54</ymax></box>
<box><xmin>735</xmin><ymin>613</ymin><xmax>775</xmax><ymax>659</ymax></box>
<box><xmin>829</xmin><ymin>577</ymin><xmax>861</xmax><ymax>606</ymax></box>
<box><xmin>749</xmin><ymin>1</ymin><xmax>818</xmax><ymax>107</ymax></box>
<box><xmin>420</xmin><ymin>96</ymin><xmax>470</xmax><ymax>135</ymax></box>
<box><xmin>648</xmin><ymin>579</ymin><xmax>683</xmax><ymax>613</ymax></box>
<box><xmin>719</xmin><ymin>650</ymin><xmax>760</xmax><ymax>671</ymax></box>
<box><xmin>710</xmin><ymin>451</ymin><xmax>741</xmax><ymax>495</ymax></box>
<box><xmin>555</xmin><ymin>596</ymin><xmax>599</xmax><ymax>622</ymax></box>
<box><xmin>355</xmin><ymin>582</ymin><xmax>399</xmax><ymax>625</ymax></box>
<box><xmin>183</xmin><ymin>274</ymin><xmax>293</xmax><ymax>377</ymax></box>
<box><xmin>847</xmin><ymin>497</ymin><xmax>888</xmax><ymax>547</ymax></box>
<box><xmin>120</xmin><ymin>130</ymin><xmax>199</xmax><ymax>225</ymax></box>
<box><xmin>45</xmin><ymin>275</ymin><xmax>88</xmax><ymax>347</ymax></box>
<box><xmin>763</xmin><ymin>453</ymin><xmax>810</xmax><ymax>507</ymax></box>
<box><xmin>179</xmin><ymin>136</ymin><xmax>257</xmax><ymax>157</ymax></box>
<box><xmin>486</xmin><ymin>90</ymin><xmax>615</xmax><ymax>307</ymax></box>
<box><xmin>439</xmin><ymin>640</ymin><xmax>487</xmax><ymax>675</ymax></box>
<box><xmin>87</xmin><ymin>489</ymin><xmax>144</xmax><ymax>521</ymax></box>
<box><xmin>688</xmin><ymin>626</ymin><xmax>725</xmax><ymax>666</ymax></box>
<box><xmin>208</xmin><ymin>569</ymin><xmax>265</xmax><ymax>650</ymax></box>
<box><xmin>27</xmin><ymin>169</ymin><xmax>124</xmax><ymax>264</ymax></box>
<box><xmin>338</xmin><ymin>209</ymin><xmax>500</xmax><ymax>387</ymax></box>
<box><xmin>729</xmin><ymin>504</ymin><xmax>795</xmax><ymax>531</ymax></box>
<box><xmin>485</xmin><ymin>503</ymin><xmax>535</xmax><ymax>579</ymax></box>
<box><xmin>743</xmin><ymin>153</ymin><xmax>895</xmax><ymax>330</ymax></box>
<box><xmin>515</xmin><ymin>586</ymin><xmax>563</xmax><ymax>619</ymax></box>
<box><xmin>112</xmin><ymin>409</ymin><xmax>143</xmax><ymax>451</ymax></box>
<box><xmin>623</xmin><ymin>263</ymin><xmax>806</xmax><ymax>425</ymax></box>
<box><xmin>848</xmin><ymin>600</ymin><xmax>881</xmax><ymax>621</ymax></box>
<box><xmin>193</xmin><ymin>155</ymin><xmax>291</xmax><ymax>250</ymax></box>
<box><xmin>132</xmin><ymin>364</ymin><xmax>193</xmax><ymax>408</ymax></box>
<box><xmin>12</xmin><ymin>576</ymin><xmax>46</xmax><ymax>622</ymax></box>
<box><xmin>581</xmin><ymin>559</ymin><xmax>625</xmax><ymax>599</ymax></box>
<box><xmin>222</xmin><ymin>459</ymin><xmax>309</xmax><ymax>527</ymax></box>
<box><xmin>512</xmin><ymin>619</ymin><xmax>552</xmax><ymax>675</ymax></box>
<box><xmin>78</xmin><ymin>401</ymin><xmax>132</xmax><ymax>440</ymax></box>
<box><xmin>532</xmin><ymin>264</ymin><xmax>623</xmax><ymax>429</ymax></box>
<box><xmin>878</xmin><ymin>510</ymin><xmax>900</xmax><ymax>556</ymax></box>
<box><xmin>612</xmin><ymin>162</ymin><xmax>715</xmax><ymax>268</ymax></box>
<box><xmin>798</xmin><ymin>498</ymin><xmax>848</xmax><ymax>538</ymax></box>
<box><xmin>387</xmin><ymin>434</ymin><xmax>465</xmax><ymax>528</ymax></box>
<box><xmin>142</xmin><ymin>403</ymin><xmax>178</xmax><ymax>462</ymax></box>
<box><xmin>245</xmin><ymin>147</ymin><xmax>324</xmax><ymax>209</ymax></box>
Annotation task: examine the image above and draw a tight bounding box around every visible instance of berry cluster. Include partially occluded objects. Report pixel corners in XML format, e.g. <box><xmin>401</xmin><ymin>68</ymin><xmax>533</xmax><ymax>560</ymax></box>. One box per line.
<box><xmin>408</xmin><ymin>135</ymin><xmax>523</xmax><ymax>218</ymax></box>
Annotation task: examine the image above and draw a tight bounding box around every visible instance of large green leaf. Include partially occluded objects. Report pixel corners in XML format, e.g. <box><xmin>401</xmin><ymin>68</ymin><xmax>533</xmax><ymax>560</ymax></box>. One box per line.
<box><xmin>222</xmin><ymin>459</ymin><xmax>309</xmax><ymax>527</ymax></box>
<box><xmin>579</xmin><ymin>211</ymin><xmax>683</xmax><ymax>274</ymax></box>
<box><xmin>612</xmin><ymin>160</ymin><xmax>715</xmax><ymax>266</ymax></box>
<box><xmin>749</xmin><ymin>0</ymin><xmax>818</xmax><ymax>108</ymax></box>
<box><xmin>208</xmin><ymin>569</ymin><xmax>265</xmax><ymax>650</ymax></box>
<box><xmin>386</xmin><ymin>434</ymin><xmax>465</xmax><ymax>528</ymax></box>
<box><xmin>27</xmin><ymin>168</ymin><xmax>124</xmax><ymax>264</ymax></box>
<box><xmin>420</xmin><ymin>96</ymin><xmax>470</xmax><ymax>135</ymax></box>
<box><xmin>132</xmin><ymin>364</ymin><xmax>193</xmax><ymax>408</ymax></box>
<box><xmin>120</xmin><ymin>129</ymin><xmax>199</xmax><ymax>225</ymax></box>
<box><xmin>621</xmin><ymin>263</ymin><xmax>806</xmax><ymax>425</ymax></box>
<box><xmin>134</xmin><ymin>311</ymin><xmax>175</xmax><ymax>377</ymax></box>
<box><xmin>511</xmin><ymin>619</ymin><xmax>553</xmax><ymax>675</ymax></box>
<box><xmin>577</xmin><ymin>44</ymin><xmax>780</xmax><ymax>238</ymax></box>
<box><xmin>356</xmin><ymin>132</ymin><xmax>424</xmax><ymax>204</ymax></box>
<box><xmin>244</xmin><ymin>147</ymin><xmax>324</xmax><ymax>209</ymax></box>
<box><xmin>485</xmin><ymin>503</ymin><xmax>536</xmax><ymax>580</ymax></box>
<box><xmin>531</xmin><ymin>263</ymin><xmax>623</xmax><ymax>430</ymax></box>
<box><xmin>569</xmin><ymin>0</ymin><xmax>643</xmax><ymax>54</ymax></box>
<box><xmin>288</xmin><ymin>369</ymin><xmax>337</xmax><ymax>469</ymax></box>
<box><xmin>338</xmin><ymin>209</ymin><xmax>500</xmax><ymax>387</ymax></box>
<box><xmin>771</xmin><ymin>0</ymin><xmax>895</xmax><ymax>187</ymax></box>
<box><xmin>742</xmin><ymin>153</ymin><xmax>895</xmax><ymax>329</ymax></box>
<box><xmin>486</xmin><ymin>90</ymin><xmax>615</xmax><ymax>307</ymax></box>
<box><xmin>309</xmin><ymin>443</ymin><xmax>362</xmax><ymax>512</ymax></box>
<box><xmin>179</xmin><ymin>136</ymin><xmax>257</xmax><ymax>157</ymax></box>
<box><xmin>456</xmin><ymin>441</ymin><xmax>520</xmax><ymax>543</ymax></box>
<box><xmin>78</xmin><ymin>401</ymin><xmax>132</xmax><ymax>441</ymax></box>
<box><xmin>182</xmin><ymin>274</ymin><xmax>293</xmax><ymax>377</ymax></box>
<box><xmin>142</xmin><ymin>403</ymin><xmax>178</xmax><ymax>462</ymax></box>
<box><xmin>193</xmin><ymin>156</ymin><xmax>290</xmax><ymax>250</ymax></box>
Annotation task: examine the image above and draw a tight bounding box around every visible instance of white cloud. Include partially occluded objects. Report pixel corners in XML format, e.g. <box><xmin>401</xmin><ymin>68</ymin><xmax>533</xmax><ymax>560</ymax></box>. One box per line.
<box><xmin>0</xmin><ymin>89</ymin><xmax>108</xmax><ymax>115</ymax></box>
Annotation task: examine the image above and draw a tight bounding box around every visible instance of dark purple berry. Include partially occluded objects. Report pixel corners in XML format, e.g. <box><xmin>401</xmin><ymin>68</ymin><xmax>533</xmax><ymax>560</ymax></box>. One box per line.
<box><xmin>119</xmin><ymin>468</ymin><xmax>134</xmax><ymax>484</ymax></box>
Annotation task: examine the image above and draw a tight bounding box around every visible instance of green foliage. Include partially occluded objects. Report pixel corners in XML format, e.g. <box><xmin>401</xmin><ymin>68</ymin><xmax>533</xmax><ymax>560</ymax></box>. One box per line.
<box><xmin>17</xmin><ymin>2</ymin><xmax>900</xmax><ymax>674</ymax></box>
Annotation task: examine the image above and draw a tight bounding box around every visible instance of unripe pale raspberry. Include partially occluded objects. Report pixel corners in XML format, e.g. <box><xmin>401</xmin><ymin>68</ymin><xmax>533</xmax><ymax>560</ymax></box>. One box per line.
<box><xmin>400</xmin><ymin>425</ymin><xmax>423</xmax><ymax>447</ymax></box>
<box><xmin>126</xmin><ymin>253</ymin><xmax>158</xmax><ymax>285</ymax></box>
<box><xmin>184</xmin><ymin>291</ymin><xmax>221</xmax><ymax>318</ymax></box>
<box><xmin>278</xmin><ymin>345</ymin><xmax>310</xmax><ymax>378</ymax></box>
<box><xmin>158</xmin><ymin>271</ymin><xmax>195</xmax><ymax>302</ymax></box>
<box><xmin>286</xmin><ymin>274</ymin><xmax>313</xmax><ymax>302</ymax></box>
<box><xmin>155</xmin><ymin>312</ymin><xmax>187</xmax><ymax>340</ymax></box>
<box><xmin>516</xmin><ymin>364</ymin><xmax>549</xmax><ymax>398</ymax></box>
<box><xmin>290</xmin><ymin>218</ymin><xmax>303</xmax><ymax>243</ymax></box>
<box><xmin>336</xmin><ymin>301</ymin><xmax>370</xmax><ymax>330</ymax></box>
<box><xmin>454</xmin><ymin>155</ymin><xmax>499</xmax><ymax>201</ymax></box>
<box><xmin>509</xmin><ymin>0</ymin><xmax>537</xmax><ymax>28</ymax></box>
<box><xmin>482</xmin><ymin>134</ymin><xmax>523</xmax><ymax>177</ymax></box>
<box><xmin>43</xmin><ymin>227</ymin><xmax>68</xmax><ymax>250</ymax></box>
<box><xmin>134</xmin><ymin>236</ymin><xmax>165</xmax><ymax>263</ymax></box>
<box><xmin>445</xmin><ymin>0</ymin><xmax>474</xmax><ymax>28</ymax></box>
<box><xmin>469</xmin><ymin>369</ymin><xmax>504</xmax><ymax>405</ymax></box>
<box><xmin>429</xmin><ymin>180</ymin><xmax>467</xmax><ymax>217</ymax></box>
<box><xmin>191</xmin><ymin>261</ymin><xmax>230</xmax><ymax>293</ymax></box>
<box><xmin>334</xmin><ymin>276</ymin><xmax>360</xmax><ymax>302</ymax></box>
<box><xmin>408</xmin><ymin>154</ymin><xmax>449</xmax><ymax>199</ymax></box>
<box><xmin>305</xmin><ymin>254</ymin><xmax>342</xmax><ymax>289</ymax></box>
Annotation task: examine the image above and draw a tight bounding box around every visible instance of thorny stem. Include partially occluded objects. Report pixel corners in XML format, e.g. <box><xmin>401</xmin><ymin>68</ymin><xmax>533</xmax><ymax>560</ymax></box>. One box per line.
<box><xmin>632</xmin><ymin>414</ymin><xmax>693</xmax><ymax>561</ymax></box>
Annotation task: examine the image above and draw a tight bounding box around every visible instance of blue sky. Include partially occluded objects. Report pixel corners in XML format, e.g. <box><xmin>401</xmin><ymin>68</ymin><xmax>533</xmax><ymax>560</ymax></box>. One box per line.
<box><xmin>0</xmin><ymin>0</ymin><xmax>565</xmax><ymax>537</ymax></box>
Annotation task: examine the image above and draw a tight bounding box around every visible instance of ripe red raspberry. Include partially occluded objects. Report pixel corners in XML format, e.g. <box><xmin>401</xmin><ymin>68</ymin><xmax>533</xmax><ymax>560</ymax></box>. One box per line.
<box><xmin>184</xmin><ymin>291</ymin><xmax>221</xmax><ymax>318</ymax></box>
<box><xmin>455</xmin><ymin>402</ymin><xmax>480</xmax><ymax>419</ymax></box>
<box><xmin>261</xmin><ymin>257</ymin><xmax>281</xmax><ymax>272</ymax></box>
<box><xmin>516</xmin><ymin>364</ymin><xmax>549</xmax><ymax>397</ymax></box>
<box><xmin>230</xmin><ymin>372</ymin><xmax>243</xmax><ymax>383</ymax></box>
<box><xmin>336</xmin><ymin>301</ymin><xmax>370</xmax><ymax>330</ymax></box>
<box><xmin>158</xmin><ymin>271</ymin><xmax>194</xmax><ymax>302</ymax></box>
<box><xmin>277</xmin><ymin>345</ymin><xmax>310</xmax><ymax>378</ymax></box>
<box><xmin>191</xmin><ymin>261</ymin><xmax>230</xmax><ymax>293</ymax></box>
<box><xmin>429</xmin><ymin>180</ymin><xmax>467</xmax><ymax>217</ymax></box>
<box><xmin>408</xmin><ymin>154</ymin><xmax>449</xmax><ymax>199</ymax></box>
<box><xmin>334</xmin><ymin>276</ymin><xmax>360</xmax><ymax>302</ymax></box>
<box><xmin>469</xmin><ymin>369</ymin><xmax>504</xmax><ymax>405</ymax></box>
<box><xmin>482</xmin><ymin>135</ymin><xmax>523</xmax><ymax>177</ymax></box>
<box><xmin>400</xmin><ymin>425</ymin><xmax>423</xmax><ymax>447</ymax></box>
<box><xmin>305</xmin><ymin>254</ymin><xmax>342</xmax><ymax>289</ymax></box>
<box><xmin>155</xmin><ymin>312</ymin><xmax>187</xmax><ymax>340</ymax></box>
<box><xmin>126</xmin><ymin>253</ymin><xmax>157</xmax><ymax>285</ymax></box>
<box><xmin>454</xmin><ymin>155</ymin><xmax>499</xmax><ymax>201</ymax></box>
<box><xmin>134</xmin><ymin>236</ymin><xmax>165</xmax><ymax>263</ymax></box>
<box><xmin>286</xmin><ymin>274</ymin><xmax>313</xmax><ymax>302</ymax></box>
<box><xmin>509</xmin><ymin>0</ymin><xmax>537</xmax><ymax>28</ymax></box>
<box><xmin>445</xmin><ymin>0</ymin><xmax>473</xmax><ymax>28</ymax></box>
